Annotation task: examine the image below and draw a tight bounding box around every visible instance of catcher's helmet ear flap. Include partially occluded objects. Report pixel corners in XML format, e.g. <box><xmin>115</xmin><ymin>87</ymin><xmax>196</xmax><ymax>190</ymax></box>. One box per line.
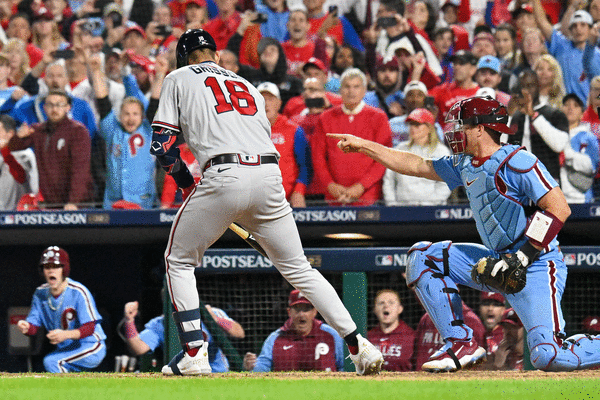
<box><xmin>176</xmin><ymin>29</ymin><xmax>217</xmax><ymax>69</ymax></box>
<box><xmin>39</xmin><ymin>246</ymin><xmax>70</xmax><ymax>277</ymax></box>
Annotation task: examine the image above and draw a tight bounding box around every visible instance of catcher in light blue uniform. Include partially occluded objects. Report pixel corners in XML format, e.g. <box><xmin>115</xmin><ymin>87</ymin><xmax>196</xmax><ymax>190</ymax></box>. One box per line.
<box><xmin>17</xmin><ymin>247</ymin><xmax>106</xmax><ymax>373</ymax></box>
<box><xmin>329</xmin><ymin>96</ymin><xmax>600</xmax><ymax>372</ymax></box>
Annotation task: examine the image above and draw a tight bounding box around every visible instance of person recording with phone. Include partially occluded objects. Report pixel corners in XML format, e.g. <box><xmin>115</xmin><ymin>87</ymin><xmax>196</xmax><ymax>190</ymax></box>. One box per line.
<box><xmin>290</xmin><ymin>77</ymin><xmax>337</xmax><ymax>203</ymax></box>
<box><xmin>303</xmin><ymin>0</ymin><xmax>364</xmax><ymax>53</ymax></box>
<box><xmin>362</xmin><ymin>0</ymin><xmax>441</xmax><ymax>86</ymax></box>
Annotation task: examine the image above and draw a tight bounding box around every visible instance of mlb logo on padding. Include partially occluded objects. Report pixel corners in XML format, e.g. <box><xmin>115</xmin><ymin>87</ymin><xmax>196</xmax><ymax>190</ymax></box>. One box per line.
<box><xmin>564</xmin><ymin>253</ymin><xmax>576</xmax><ymax>266</ymax></box>
<box><xmin>375</xmin><ymin>255</ymin><xmax>393</xmax><ymax>266</ymax></box>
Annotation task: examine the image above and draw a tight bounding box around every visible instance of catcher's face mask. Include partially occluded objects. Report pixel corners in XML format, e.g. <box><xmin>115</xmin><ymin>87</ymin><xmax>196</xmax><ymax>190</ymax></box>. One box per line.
<box><xmin>444</xmin><ymin>104</ymin><xmax>469</xmax><ymax>155</ymax></box>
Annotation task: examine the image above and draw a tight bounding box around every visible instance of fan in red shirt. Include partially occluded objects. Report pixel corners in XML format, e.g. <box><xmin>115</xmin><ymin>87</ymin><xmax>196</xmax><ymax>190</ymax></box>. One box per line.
<box><xmin>283</xmin><ymin>58</ymin><xmax>342</xmax><ymax>119</ymax></box>
<box><xmin>281</xmin><ymin>5</ymin><xmax>327</xmax><ymax>77</ymax></box>
<box><xmin>304</xmin><ymin>0</ymin><xmax>343</xmax><ymax>46</ymax></box>
<box><xmin>367</xmin><ymin>290</ymin><xmax>416</xmax><ymax>371</ymax></box>
<box><xmin>290</xmin><ymin>77</ymin><xmax>336</xmax><ymax>201</ymax></box>
<box><xmin>6</xmin><ymin>15</ymin><xmax>44</xmax><ymax>69</ymax></box>
<box><xmin>414</xmin><ymin>302</ymin><xmax>485</xmax><ymax>370</ymax></box>
<box><xmin>312</xmin><ymin>68</ymin><xmax>391</xmax><ymax>206</ymax></box>
<box><xmin>258</xmin><ymin>82</ymin><xmax>311</xmax><ymax>208</ymax></box>
<box><xmin>202</xmin><ymin>0</ymin><xmax>261</xmax><ymax>68</ymax></box>
<box><xmin>429</xmin><ymin>50</ymin><xmax>480</xmax><ymax>124</ymax></box>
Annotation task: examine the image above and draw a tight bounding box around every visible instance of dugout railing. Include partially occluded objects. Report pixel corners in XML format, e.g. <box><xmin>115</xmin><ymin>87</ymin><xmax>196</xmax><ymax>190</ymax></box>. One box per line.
<box><xmin>163</xmin><ymin>246</ymin><xmax>600</xmax><ymax>372</ymax></box>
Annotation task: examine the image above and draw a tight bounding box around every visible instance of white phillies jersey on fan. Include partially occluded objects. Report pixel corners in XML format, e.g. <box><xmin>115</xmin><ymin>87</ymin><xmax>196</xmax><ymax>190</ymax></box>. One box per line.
<box><xmin>152</xmin><ymin>61</ymin><xmax>279</xmax><ymax>169</ymax></box>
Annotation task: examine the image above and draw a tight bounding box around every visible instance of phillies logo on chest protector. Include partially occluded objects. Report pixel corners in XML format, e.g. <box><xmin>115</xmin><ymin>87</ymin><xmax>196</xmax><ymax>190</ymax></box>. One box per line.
<box><xmin>61</xmin><ymin>307</ymin><xmax>77</xmax><ymax>330</ymax></box>
<box><xmin>129</xmin><ymin>134</ymin><xmax>145</xmax><ymax>156</ymax></box>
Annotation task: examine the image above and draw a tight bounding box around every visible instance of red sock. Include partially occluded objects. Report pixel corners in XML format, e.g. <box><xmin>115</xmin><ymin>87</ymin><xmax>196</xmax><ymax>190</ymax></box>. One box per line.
<box><xmin>348</xmin><ymin>345</ymin><xmax>358</xmax><ymax>355</ymax></box>
<box><xmin>186</xmin><ymin>346</ymin><xmax>199</xmax><ymax>357</ymax></box>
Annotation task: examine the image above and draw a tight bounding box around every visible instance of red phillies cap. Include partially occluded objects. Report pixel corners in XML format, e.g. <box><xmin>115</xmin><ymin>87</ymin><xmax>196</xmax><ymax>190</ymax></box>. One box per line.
<box><xmin>375</xmin><ymin>55</ymin><xmax>399</xmax><ymax>71</ymax></box>
<box><xmin>481</xmin><ymin>291</ymin><xmax>505</xmax><ymax>305</ymax></box>
<box><xmin>500</xmin><ymin>308</ymin><xmax>522</xmax><ymax>327</ymax></box>
<box><xmin>32</xmin><ymin>6</ymin><xmax>54</xmax><ymax>22</ymax></box>
<box><xmin>186</xmin><ymin>0</ymin><xmax>206</xmax><ymax>7</ymax></box>
<box><xmin>302</xmin><ymin>57</ymin><xmax>327</xmax><ymax>73</ymax></box>
<box><xmin>124</xmin><ymin>24</ymin><xmax>146</xmax><ymax>39</ymax></box>
<box><xmin>288</xmin><ymin>290</ymin><xmax>312</xmax><ymax>307</ymax></box>
<box><xmin>406</xmin><ymin>108</ymin><xmax>435</xmax><ymax>125</ymax></box>
<box><xmin>126</xmin><ymin>49</ymin><xmax>155</xmax><ymax>74</ymax></box>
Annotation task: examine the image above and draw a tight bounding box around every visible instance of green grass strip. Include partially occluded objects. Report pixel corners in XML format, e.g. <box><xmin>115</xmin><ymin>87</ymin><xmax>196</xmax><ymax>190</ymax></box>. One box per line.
<box><xmin>2</xmin><ymin>374</ymin><xmax>600</xmax><ymax>400</ymax></box>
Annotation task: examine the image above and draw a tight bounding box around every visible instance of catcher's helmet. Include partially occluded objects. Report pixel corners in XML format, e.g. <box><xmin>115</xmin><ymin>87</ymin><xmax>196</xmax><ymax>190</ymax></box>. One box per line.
<box><xmin>444</xmin><ymin>95</ymin><xmax>511</xmax><ymax>154</ymax></box>
<box><xmin>39</xmin><ymin>246</ymin><xmax>70</xmax><ymax>277</ymax></box>
<box><xmin>176</xmin><ymin>29</ymin><xmax>217</xmax><ymax>69</ymax></box>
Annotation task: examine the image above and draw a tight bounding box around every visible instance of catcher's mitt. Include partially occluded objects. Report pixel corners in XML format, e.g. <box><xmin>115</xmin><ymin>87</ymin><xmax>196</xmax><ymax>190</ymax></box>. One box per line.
<box><xmin>471</xmin><ymin>253</ymin><xmax>528</xmax><ymax>294</ymax></box>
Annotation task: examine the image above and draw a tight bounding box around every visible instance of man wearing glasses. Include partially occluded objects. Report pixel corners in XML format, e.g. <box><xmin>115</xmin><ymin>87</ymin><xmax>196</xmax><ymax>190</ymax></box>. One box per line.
<box><xmin>9</xmin><ymin>90</ymin><xmax>92</xmax><ymax>210</ymax></box>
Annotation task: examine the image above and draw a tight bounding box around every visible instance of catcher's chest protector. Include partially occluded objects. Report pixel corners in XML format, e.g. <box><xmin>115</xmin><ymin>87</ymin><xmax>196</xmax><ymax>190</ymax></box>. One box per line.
<box><xmin>461</xmin><ymin>145</ymin><xmax>527</xmax><ymax>251</ymax></box>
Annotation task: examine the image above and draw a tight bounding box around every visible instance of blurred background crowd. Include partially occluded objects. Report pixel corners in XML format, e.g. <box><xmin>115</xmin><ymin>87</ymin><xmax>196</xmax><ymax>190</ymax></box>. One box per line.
<box><xmin>1</xmin><ymin>0</ymin><xmax>600</xmax><ymax>211</ymax></box>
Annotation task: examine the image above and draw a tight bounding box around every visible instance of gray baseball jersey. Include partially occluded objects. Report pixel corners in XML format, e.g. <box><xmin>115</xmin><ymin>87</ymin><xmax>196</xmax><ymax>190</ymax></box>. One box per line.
<box><xmin>153</xmin><ymin>60</ymin><xmax>357</xmax><ymax>346</ymax></box>
<box><xmin>152</xmin><ymin>61</ymin><xmax>279</xmax><ymax>169</ymax></box>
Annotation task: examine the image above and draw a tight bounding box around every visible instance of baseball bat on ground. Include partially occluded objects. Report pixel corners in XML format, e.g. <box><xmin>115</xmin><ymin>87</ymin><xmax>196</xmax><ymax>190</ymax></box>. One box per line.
<box><xmin>228</xmin><ymin>223</ymin><xmax>269</xmax><ymax>258</ymax></box>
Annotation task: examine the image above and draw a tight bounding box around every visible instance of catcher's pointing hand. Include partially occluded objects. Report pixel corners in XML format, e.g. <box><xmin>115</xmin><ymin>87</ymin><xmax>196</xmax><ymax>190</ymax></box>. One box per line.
<box><xmin>327</xmin><ymin>133</ymin><xmax>363</xmax><ymax>153</ymax></box>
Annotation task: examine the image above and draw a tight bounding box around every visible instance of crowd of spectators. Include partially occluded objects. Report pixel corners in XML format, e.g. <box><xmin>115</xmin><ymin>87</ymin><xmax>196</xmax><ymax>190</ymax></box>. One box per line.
<box><xmin>1</xmin><ymin>0</ymin><xmax>600</xmax><ymax>210</ymax></box>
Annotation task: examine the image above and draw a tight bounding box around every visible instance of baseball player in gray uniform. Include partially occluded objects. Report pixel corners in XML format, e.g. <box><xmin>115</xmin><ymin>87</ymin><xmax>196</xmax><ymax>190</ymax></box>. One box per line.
<box><xmin>150</xmin><ymin>29</ymin><xmax>383</xmax><ymax>376</ymax></box>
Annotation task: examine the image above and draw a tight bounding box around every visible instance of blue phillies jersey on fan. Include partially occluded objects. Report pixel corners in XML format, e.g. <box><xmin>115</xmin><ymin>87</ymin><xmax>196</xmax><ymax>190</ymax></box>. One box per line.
<box><xmin>100</xmin><ymin>112</ymin><xmax>156</xmax><ymax>209</ymax></box>
<box><xmin>26</xmin><ymin>278</ymin><xmax>106</xmax><ymax>349</ymax></box>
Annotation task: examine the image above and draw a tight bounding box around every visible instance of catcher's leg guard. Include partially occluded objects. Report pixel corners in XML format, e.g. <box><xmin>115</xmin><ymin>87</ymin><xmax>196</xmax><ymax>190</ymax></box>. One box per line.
<box><xmin>563</xmin><ymin>334</ymin><xmax>600</xmax><ymax>370</ymax></box>
<box><xmin>528</xmin><ymin>326</ymin><xmax>580</xmax><ymax>371</ymax></box>
<box><xmin>529</xmin><ymin>327</ymin><xmax>600</xmax><ymax>371</ymax></box>
<box><xmin>172</xmin><ymin>308</ymin><xmax>205</xmax><ymax>349</ymax></box>
<box><xmin>406</xmin><ymin>241</ymin><xmax>473</xmax><ymax>341</ymax></box>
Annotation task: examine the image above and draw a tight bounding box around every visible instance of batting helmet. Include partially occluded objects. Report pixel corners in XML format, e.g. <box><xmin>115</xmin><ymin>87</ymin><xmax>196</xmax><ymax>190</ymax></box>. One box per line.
<box><xmin>444</xmin><ymin>95</ymin><xmax>511</xmax><ymax>154</ymax></box>
<box><xmin>39</xmin><ymin>246</ymin><xmax>70</xmax><ymax>277</ymax></box>
<box><xmin>176</xmin><ymin>29</ymin><xmax>217</xmax><ymax>69</ymax></box>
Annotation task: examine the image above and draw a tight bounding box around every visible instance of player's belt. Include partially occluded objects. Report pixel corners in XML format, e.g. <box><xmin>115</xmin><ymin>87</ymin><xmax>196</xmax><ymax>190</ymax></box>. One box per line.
<box><xmin>204</xmin><ymin>154</ymin><xmax>279</xmax><ymax>170</ymax></box>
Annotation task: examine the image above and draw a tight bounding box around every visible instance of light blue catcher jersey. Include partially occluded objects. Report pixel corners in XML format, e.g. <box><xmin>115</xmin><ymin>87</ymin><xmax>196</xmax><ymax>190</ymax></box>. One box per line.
<box><xmin>139</xmin><ymin>309</ymin><xmax>231</xmax><ymax>372</ymax></box>
<box><xmin>26</xmin><ymin>278</ymin><xmax>106</xmax><ymax>349</ymax></box>
<box><xmin>432</xmin><ymin>145</ymin><xmax>560</xmax><ymax>252</ymax></box>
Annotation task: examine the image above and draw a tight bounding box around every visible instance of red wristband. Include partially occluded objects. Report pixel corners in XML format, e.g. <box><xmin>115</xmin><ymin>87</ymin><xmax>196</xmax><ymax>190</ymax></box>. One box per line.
<box><xmin>27</xmin><ymin>324</ymin><xmax>39</xmax><ymax>336</ymax></box>
<box><xmin>124</xmin><ymin>320</ymin><xmax>139</xmax><ymax>339</ymax></box>
<box><xmin>215</xmin><ymin>317</ymin><xmax>233</xmax><ymax>332</ymax></box>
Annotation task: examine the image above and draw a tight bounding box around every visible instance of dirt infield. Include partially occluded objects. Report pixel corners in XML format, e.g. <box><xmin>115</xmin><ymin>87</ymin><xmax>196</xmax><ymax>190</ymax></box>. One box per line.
<box><xmin>3</xmin><ymin>370</ymin><xmax>600</xmax><ymax>380</ymax></box>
